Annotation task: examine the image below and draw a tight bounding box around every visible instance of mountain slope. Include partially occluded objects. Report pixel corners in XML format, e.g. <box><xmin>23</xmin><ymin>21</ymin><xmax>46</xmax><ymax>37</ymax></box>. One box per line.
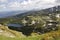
<box><xmin>0</xmin><ymin>6</ymin><xmax>60</xmax><ymax>24</ymax></box>
<box><xmin>11</xmin><ymin>5</ymin><xmax>60</xmax><ymax>18</ymax></box>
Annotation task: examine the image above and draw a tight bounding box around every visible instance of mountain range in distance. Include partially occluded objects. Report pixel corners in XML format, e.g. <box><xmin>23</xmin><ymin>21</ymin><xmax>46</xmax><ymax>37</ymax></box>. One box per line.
<box><xmin>12</xmin><ymin>5</ymin><xmax>60</xmax><ymax>18</ymax></box>
<box><xmin>0</xmin><ymin>10</ymin><xmax>27</xmax><ymax>18</ymax></box>
<box><xmin>0</xmin><ymin>5</ymin><xmax>60</xmax><ymax>18</ymax></box>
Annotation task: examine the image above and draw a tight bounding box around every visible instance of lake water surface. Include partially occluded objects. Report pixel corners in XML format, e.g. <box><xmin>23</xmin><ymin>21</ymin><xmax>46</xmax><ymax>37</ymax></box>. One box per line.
<box><xmin>7</xmin><ymin>24</ymin><xmax>23</xmax><ymax>27</ymax></box>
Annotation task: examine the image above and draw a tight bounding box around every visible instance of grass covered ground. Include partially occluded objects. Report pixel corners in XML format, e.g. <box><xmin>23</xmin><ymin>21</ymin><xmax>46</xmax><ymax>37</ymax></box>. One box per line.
<box><xmin>0</xmin><ymin>29</ymin><xmax>60</xmax><ymax>40</ymax></box>
<box><xmin>0</xmin><ymin>23</ymin><xmax>60</xmax><ymax>40</ymax></box>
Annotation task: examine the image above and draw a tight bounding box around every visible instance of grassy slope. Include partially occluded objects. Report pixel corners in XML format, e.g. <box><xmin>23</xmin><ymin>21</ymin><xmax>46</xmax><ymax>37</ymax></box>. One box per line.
<box><xmin>0</xmin><ymin>30</ymin><xmax>60</xmax><ymax>40</ymax></box>
<box><xmin>0</xmin><ymin>25</ymin><xmax>60</xmax><ymax>40</ymax></box>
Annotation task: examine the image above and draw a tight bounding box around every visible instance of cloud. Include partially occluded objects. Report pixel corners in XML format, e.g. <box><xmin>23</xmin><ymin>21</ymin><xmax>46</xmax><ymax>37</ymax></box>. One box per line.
<box><xmin>8</xmin><ymin>2</ymin><xmax>20</xmax><ymax>8</ymax></box>
<box><xmin>20</xmin><ymin>0</ymin><xmax>56</xmax><ymax>9</ymax></box>
<box><xmin>7</xmin><ymin>0</ymin><xmax>54</xmax><ymax>10</ymax></box>
<box><xmin>0</xmin><ymin>4</ymin><xmax>6</xmax><ymax>9</ymax></box>
<box><xmin>56</xmin><ymin>0</ymin><xmax>60</xmax><ymax>5</ymax></box>
<box><xmin>56</xmin><ymin>0</ymin><xmax>60</xmax><ymax>3</ymax></box>
<box><xmin>0</xmin><ymin>0</ymin><xmax>60</xmax><ymax>11</ymax></box>
<box><xmin>0</xmin><ymin>0</ymin><xmax>8</xmax><ymax>3</ymax></box>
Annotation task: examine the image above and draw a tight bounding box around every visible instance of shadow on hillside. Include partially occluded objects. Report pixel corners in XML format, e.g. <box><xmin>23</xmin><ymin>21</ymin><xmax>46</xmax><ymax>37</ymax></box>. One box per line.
<box><xmin>8</xmin><ymin>25</ymin><xmax>58</xmax><ymax>36</ymax></box>
<box><xmin>8</xmin><ymin>26</ymin><xmax>34</xmax><ymax>36</ymax></box>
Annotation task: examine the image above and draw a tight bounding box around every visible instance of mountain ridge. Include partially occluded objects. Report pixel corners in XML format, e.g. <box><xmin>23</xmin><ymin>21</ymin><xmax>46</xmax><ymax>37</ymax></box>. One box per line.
<box><xmin>12</xmin><ymin>5</ymin><xmax>60</xmax><ymax>18</ymax></box>
<box><xmin>0</xmin><ymin>5</ymin><xmax>60</xmax><ymax>18</ymax></box>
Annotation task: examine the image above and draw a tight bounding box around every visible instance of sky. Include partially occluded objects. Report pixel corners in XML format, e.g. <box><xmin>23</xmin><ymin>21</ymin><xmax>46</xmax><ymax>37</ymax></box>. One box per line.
<box><xmin>0</xmin><ymin>0</ymin><xmax>60</xmax><ymax>12</ymax></box>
